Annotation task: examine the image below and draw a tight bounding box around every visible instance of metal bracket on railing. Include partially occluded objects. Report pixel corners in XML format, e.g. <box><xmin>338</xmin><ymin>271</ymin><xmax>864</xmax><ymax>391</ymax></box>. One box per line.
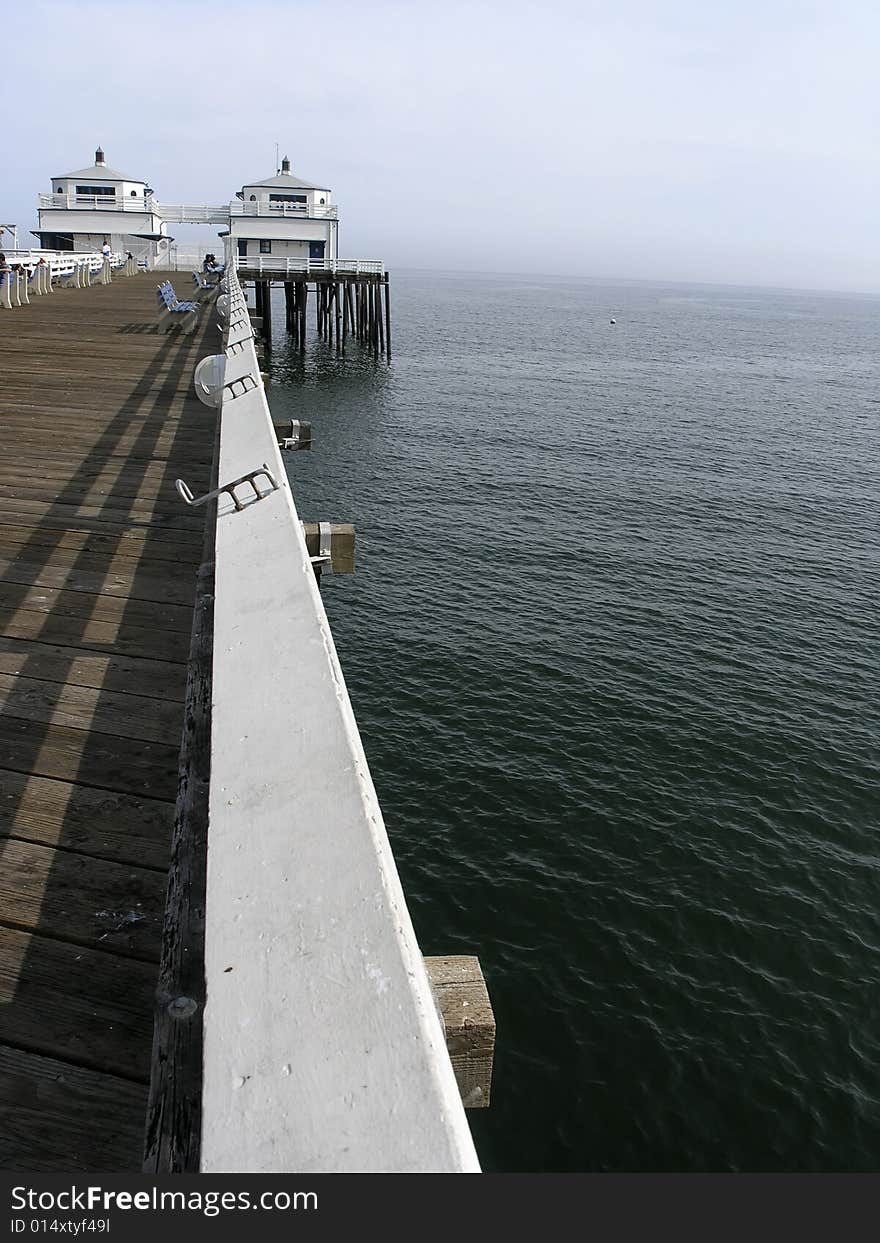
<box><xmin>176</xmin><ymin>463</ymin><xmax>279</xmax><ymax>512</ymax></box>
<box><xmin>223</xmin><ymin>373</ymin><xmax>259</xmax><ymax>399</ymax></box>
<box><xmin>310</xmin><ymin>521</ymin><xmax>334</xmax><ymax>575</ymax></box>
<box><xmin>276</xmin><ymin>419</ymin><xmax>312</xmax><ymax>452</ymax></box>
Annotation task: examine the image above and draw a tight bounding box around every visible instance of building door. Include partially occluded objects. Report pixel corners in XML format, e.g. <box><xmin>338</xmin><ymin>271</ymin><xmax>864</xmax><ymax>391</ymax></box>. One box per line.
<box><xmin>309</xmin><ymin>241</ymin><xmax>325</xmax><ymax>261</ymax></box>
<box><xmin>237</xmin><ymin>239</ymin><xmax>247</xmax><ymax>257</ymax></box>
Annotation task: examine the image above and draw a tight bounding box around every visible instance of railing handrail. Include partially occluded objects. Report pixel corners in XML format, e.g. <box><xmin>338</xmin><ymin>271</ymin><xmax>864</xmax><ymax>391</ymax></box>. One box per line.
<box><xmin>37</xmin><ymin>192</ymin><xmax>157</xmax><ymax>212</ymax></box>
<box><xmin>192</xmin><ymin>240</ymin><xmax>477</xmax><ymax>1173</ymax></box>
<box><xmin>39</xmin><ymin>194</ymin><xmax>339</xmax><ymax>223</ymax></box>
<box><xmin>228</xmin><ymin>200</ymin><xmax>337</xmax><ymax>219</ymax></box>
<box><xmin>235</xmin><ymin>256</ymin><xmax>383</xmax><ymax>275</ymax></box>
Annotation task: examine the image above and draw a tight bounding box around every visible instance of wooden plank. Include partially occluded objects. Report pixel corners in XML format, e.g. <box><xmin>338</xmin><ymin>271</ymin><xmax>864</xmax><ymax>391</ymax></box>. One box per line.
<box><xmin>0</xmin><ymin>454</ymin><xmax>210</xmax><ymax>488</ymax></box>
<box><xmin>0</xmin><ymin>580</ymin><xmax>195</xmax><ymax>632</ymax></box>
<box><xmin>0</xmin><ymin>636</ymin><xmax>185</xmax><ymax>701</ymax></box>
<box><xmin>0</xmin><ymin>770</ymin><xmax>172</xmax><ymax>869</ymax></box>
<box><xmin>424</xmin><ymin>956</ymin><xmax>495</xmax><ymax>1108</ymax></box>
<box><xmin>0</xmin><ymin>837</ymin><xmax>165</xmax><ymax>961</ymax></box>
<box><xmin>0</xmin><ymin>517</ymin><xmax>204</xmax><ymax>559</ymax></box>
<box><xmin>0</xmin><ymin>480</ymin><xmax>200</xmax><ymax>519</ymax></box>
<box><xmin>0</xmin><ymin>1044</ymin><xmax>147</xmax><ymax>1172</ymax></box>
<box><xmin>0</xmin><ymin>716</ymin><xmax>180</xmax><ymax>800</ymax></box>
<box><xmin>0</xmin><ymin>553</ymin><xmax>195</xmax><ymax>607</ymax></box>
<box><xmin>0</xmin><ymin>606</ymin><xmax>190</xmax><ymax>663</ymax></box>
<box><xmin>0</xmin><ymin>926</ymin><xmax>156</xmax><ymax>1079</ymax></box>
<box><xmin>0</xmin><ymin>530</ymin><xmax>202</xmax><ymax>576</ymax></box>
<box><xmin>0</xmin><ymin>492</ymin><xmax>204</xmax><ymax>532</ymax></box>
<box><xmin>0</xmin><ymin>671</ymin><xmax>184</xmax><ymax>745</ymax></box>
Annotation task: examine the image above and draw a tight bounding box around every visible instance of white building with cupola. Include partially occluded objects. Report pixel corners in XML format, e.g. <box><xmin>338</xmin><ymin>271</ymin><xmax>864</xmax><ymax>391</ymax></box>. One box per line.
<box><xmin>35</xmin><ymin>147</ymin><xmax>169</xmax><ymax>265</ymax></box>
<box><xmin>228</xmin><ymin>156</ymin><xmax>339</xmax><ymax>266</ymax></box>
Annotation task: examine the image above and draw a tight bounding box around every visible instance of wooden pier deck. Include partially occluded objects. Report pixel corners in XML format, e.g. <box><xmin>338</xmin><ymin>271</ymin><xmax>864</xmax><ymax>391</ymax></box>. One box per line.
<box><xmin>0</xmin><ymin>275</ymin><xmax>216</xmax><ymax>1171</ymax></box>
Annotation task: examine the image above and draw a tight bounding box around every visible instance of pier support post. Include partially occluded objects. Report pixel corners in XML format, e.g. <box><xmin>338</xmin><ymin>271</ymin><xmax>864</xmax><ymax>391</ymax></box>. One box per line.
<box><xmin>262</xmin><ymin>282</ymin><xmax>272</xmax><ymax>355</ymax></box>
<box><xmin>424</xmin><ymin>956</ymin><xmax>495</xmax><ymax>1108</ymax></box>
<box><xmin>384</xmin><ymin>272</ymin><xmax>392</xmax><ymax>361</ymax></box>
<box><xmin>335</xmin><ymin>282</ymin><xmax>343</xmax><ymax>354</ymax></box>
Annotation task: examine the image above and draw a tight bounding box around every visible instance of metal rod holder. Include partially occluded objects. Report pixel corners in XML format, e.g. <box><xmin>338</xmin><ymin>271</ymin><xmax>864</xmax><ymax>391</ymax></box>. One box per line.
<box><xmin>176</xmin><ymin>463</ymin><xmax>279</xmax><ymax>512</ymax></box>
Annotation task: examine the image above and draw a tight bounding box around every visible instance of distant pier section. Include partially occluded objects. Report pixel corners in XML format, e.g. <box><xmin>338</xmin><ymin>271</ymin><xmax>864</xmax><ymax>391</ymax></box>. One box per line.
<box><xmin>32</xmin><ymin>148</ymin><xmax>391</xmax><ymax>358</ymax></box>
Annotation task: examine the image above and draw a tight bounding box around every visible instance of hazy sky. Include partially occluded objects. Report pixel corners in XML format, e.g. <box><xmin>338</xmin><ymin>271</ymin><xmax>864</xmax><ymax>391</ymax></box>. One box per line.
<box><xmin>4</xmin><ymin>0</ymin><xmax>879</xmax><ymax>291</ymax></box>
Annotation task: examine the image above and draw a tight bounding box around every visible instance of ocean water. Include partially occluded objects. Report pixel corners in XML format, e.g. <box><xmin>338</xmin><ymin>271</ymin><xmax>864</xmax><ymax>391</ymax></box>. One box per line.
<box><xmin>265</xmin><ymin>271</ymin><xmax>879</xmax><ymax>1172</ymax></box>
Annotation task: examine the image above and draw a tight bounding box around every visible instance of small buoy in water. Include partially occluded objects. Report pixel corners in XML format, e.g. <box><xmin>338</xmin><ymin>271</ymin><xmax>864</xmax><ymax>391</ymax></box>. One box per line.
<box><xmin>610</xmin><ymin>318</ymin><xmax>617</xmax><ymax>324</ymax></box>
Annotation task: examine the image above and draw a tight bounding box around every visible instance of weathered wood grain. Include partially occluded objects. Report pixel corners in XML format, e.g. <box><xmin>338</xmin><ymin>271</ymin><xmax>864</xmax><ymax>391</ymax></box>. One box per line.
<box><xmin>0</xmin><ymin>1045</ymin><xmax>147</xmax><ymax>1172</ymax></box>
<box><xmin>0</xmin><ymin>927</ymin><xmax>156</xmax><ymax>1079</ymax></box>
<box><xmin>0</xmin><ymin>274</ymin><xmax>216</xmax><ymax>1169</ymax></box>
<box><xmin>0</xmin><ymin>712</ymin><xmax>180</xmax><ymax>799</ymax></box>
<box><xmin>0</xmin><ymin>837</ymin><xmax>165</xmax><ymax>960</ymax></box>
<box><xmin>425</xmin><ymin>956</ymin><xmax>495</xmax><ymax>1108</ymax></box>
<box><xmin>0</xmin><ymin>769</ymin><xmax>173</xmax><ymax>869</ymax></box>
<box><xmin>0</xmin><ymin>580</ymin><xmax>195</xmax><ymax>631</ymax></box>
<box><xmin>0</xmin><ymin>636</ymin><xmax>185</xmax><ymax>701</ymax></box>
<box><xmin>144</xmin><ymin>495</ymin><xmax>216</xmax><ymax>1174</ymax></box>
<box><xmin>0</xmin><ymin>671</ymin><xmax>184</xmax><ymax>744</ymax></box>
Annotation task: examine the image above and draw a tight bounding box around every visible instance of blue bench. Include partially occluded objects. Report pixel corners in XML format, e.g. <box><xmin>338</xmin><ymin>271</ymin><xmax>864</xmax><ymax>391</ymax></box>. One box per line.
<box><xmin>156</xmin><ymin>280</ymin><xmax>199</xmax><ymax>333</ymax></box>
<box><xmin>192</xmin><ymin>272</ymin><xmax>220</xmax><ymax>302</ymax></box>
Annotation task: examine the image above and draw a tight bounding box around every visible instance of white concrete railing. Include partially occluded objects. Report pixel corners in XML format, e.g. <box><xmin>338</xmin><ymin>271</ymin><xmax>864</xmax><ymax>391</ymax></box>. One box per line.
<box><xmin>236</xmin><ymin>256</ymin><xmax>384</xmax><ymax>275</ymax></box>
<box><xmin>194</xmin><ymin>242</ymin><xmax>478</xmax><ymax>1172</ymax></box>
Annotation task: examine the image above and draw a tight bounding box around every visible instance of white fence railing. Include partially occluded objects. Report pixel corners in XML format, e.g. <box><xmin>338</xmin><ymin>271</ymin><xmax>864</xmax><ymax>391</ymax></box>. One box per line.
<box><xmin>229</xmin><ymin>200</ymin><xmax>337</xmax><ymax>219</ymax></box>
<box><xmin>152</xmin><ymin>203</ymin><xmax>232</xmax><ymax>224</ymax></box>
<box><xmin>38</xmin><ymin>193</ymin><xmax>157</xmax><ymax>213</ymax></box>
<box><xmin>0</xmin><ymin>249</ymin><xmax>136</xmax><ymax>308</ymax></box>
<box><xmin>38</xmin><ymin>195</ymin><xmax>339</xmax><ymax>224</ymax></box>
<box><xmin>190</xmin><ymin>240</ymin><xmax>478</xmax><ymax>1172</ymax></box>
<box><xmin>236</xmin><ymin>256</ymin><xmax>384</xmax><ymax>275</ymax></box>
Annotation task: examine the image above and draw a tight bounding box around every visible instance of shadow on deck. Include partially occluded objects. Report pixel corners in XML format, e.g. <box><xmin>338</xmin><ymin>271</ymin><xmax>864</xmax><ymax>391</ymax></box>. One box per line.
<box><xmin>0</xmin><ymin>275</ymin><xmax>216</xmax><ymax>1170</ymax></box>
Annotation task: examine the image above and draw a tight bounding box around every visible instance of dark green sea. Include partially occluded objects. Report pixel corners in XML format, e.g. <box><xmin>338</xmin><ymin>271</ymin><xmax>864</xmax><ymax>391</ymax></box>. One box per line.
<box><xmin>266</xmin><ymin>271</ymin><xmax>879</xmax><ymax>1172</ymax></box>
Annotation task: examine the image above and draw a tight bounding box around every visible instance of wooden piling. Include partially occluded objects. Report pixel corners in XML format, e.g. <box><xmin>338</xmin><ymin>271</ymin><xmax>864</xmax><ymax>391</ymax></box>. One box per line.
<box><xmin>424</xmin><ymin>956</ymin><xmax>495</xmax><ymax>1108</ymax></box>
<box><xmin>262</xmin><ymin>282</ymin><xmax>273</xmax><ymax>355</ymax></box>
<box><xmin>384</xmin><ymin>273</ymin><xmax>392</xmax><ymax>361</ymax></box>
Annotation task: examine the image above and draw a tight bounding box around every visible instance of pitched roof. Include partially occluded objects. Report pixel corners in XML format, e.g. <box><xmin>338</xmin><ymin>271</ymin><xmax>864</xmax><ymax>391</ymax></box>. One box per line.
<box><xmin>54</xmin><ymin>161</ymin><xmax>146</xmax><ymax>183</ymax></box>
<box><xmin>242</xmin><ymin>170</ymin><xmax>327</xmax><ymax>191</ymax></box>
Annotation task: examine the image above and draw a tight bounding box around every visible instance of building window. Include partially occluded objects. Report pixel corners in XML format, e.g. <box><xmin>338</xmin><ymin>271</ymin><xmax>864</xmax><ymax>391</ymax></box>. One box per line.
<box><xmin>237</xmin><ymin>239</ymin><xmax>247</xmax><ymax>257</ymax></box>
<box><xmin>319</xmin><ymin>197</ymin><xmax>325</xmax><ymax>204</ymax></box>
<box><xmin>259</xmin><ymin>240</ymin><xmax>272</xmax><ymax>254</ymax></box>
<box><xmin>130</xmin><ymin>190</ymin><xmax>138</xmax><ymax>196</ymax></box>
<box><xmin>269</xmin><ymin>193</ymin><xmax>306</xmax><ymax>203</ymax></box>
<box><xmin>76</xmin><ymin>185</ymin><xmax>115</xmax><ymax>196</ymax></box>
<box><xmin>249</xmin><ymin>195</ymin><xmax>256</xmax><ymax>201</ymax></box>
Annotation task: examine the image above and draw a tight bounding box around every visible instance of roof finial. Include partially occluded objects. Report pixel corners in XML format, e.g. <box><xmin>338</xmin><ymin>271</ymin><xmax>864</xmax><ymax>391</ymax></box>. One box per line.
<box><xmin>281</xmin><ymin>155</ymin><xmax>291</xmax><ymax>174</ymax></box>
<box><xmin>95</xmin><ymin>145</ymin><xmax>105</xmax><ymax>166</ymax></box>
